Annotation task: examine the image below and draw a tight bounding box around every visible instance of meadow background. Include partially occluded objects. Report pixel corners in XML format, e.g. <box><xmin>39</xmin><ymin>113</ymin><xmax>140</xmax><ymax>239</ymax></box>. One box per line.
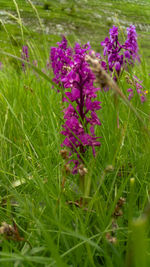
<box><xmin>0</xmin><ymin>0</ymin><xmax>150</xmax><ymax>266</ymax></box>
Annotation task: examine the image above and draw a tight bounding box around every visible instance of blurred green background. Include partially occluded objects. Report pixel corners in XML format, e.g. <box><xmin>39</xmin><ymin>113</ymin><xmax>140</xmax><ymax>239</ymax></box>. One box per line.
<box><xmin>0</xmin><ymin>0</ymin><xmax>150</xmax><ymax>62</ymax></box>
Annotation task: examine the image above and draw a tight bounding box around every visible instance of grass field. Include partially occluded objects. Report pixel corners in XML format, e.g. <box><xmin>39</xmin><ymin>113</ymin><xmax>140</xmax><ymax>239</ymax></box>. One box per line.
<box><xmin>0</xmin><ymin>0</ymin><xmax>150</xmax><ymax>266</ymax></box>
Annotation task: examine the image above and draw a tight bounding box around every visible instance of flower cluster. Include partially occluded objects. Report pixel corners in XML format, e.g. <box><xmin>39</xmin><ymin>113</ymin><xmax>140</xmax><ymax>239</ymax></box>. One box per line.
<box><xmin>100</xmin><ymin>25</ymin><xmax>148</xmax><ymax>103</ymax></box>
<box><xmin>50</xmin><ymin>36</ymin><xmax>73</xmax><ymax>87</ymax></box>
<box><xmin>101</xmin><ymin>25</ymin><xmax>139</xmax><ymax>80</ymax></box>
<box><xmin>51</xmin><ymin>38</ymin><xmax>101</xmax><ymax>172</ymax></box>
<box><xmin>124</xmin><ymin>25</ymin><xmax>139</xmax><ymax>62</ymax></box>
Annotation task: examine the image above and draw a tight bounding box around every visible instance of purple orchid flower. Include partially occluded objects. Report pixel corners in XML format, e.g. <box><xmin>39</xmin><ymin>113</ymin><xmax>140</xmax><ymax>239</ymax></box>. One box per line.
<box><xmin>100</xmin><ymin>25</ymin><xmax>139</xmax><ymax>81</ymax></box>
<box><xmin>51</xmin><ymin>37</ymin><xmax>102</xmax><ymax>172</ymax></box>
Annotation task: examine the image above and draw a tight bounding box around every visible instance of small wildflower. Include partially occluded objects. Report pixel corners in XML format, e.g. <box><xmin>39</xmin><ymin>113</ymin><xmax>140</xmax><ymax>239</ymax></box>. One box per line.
<box><xmin>21</xmin><ymin>45</ymin><xmax>29</xmax><ymax>71</ymax></box>
<box><xmin>127</xmin><ymin>76</ymin><xmax>147</xmax><ymax>103</ymax></box>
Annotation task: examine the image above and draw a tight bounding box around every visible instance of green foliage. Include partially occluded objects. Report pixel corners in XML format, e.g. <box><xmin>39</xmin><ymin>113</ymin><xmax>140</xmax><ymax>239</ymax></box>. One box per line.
<box><xmin>43</xmin><ymin>2</ymin><xmax>51</xmax><ymax>11</ymax></box>
<box><xmin>0</xmin><ymin>0</ymin><xmax>150</xmax><ymax>266</ymax></box>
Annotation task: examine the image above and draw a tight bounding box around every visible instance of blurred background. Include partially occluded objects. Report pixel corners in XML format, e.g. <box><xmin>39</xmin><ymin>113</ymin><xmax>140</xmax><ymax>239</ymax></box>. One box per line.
<box><xmin>0</xmin><ymin>0</ymin><xmax>150</xmax><ymax>62</ymax></box>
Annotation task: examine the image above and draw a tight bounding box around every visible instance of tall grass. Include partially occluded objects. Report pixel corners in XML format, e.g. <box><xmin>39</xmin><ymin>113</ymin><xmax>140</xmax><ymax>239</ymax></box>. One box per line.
<box><xmin>0</xmin><ymin>1</ymin><xmax>150</xmax><ymax>266</ymax></box>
